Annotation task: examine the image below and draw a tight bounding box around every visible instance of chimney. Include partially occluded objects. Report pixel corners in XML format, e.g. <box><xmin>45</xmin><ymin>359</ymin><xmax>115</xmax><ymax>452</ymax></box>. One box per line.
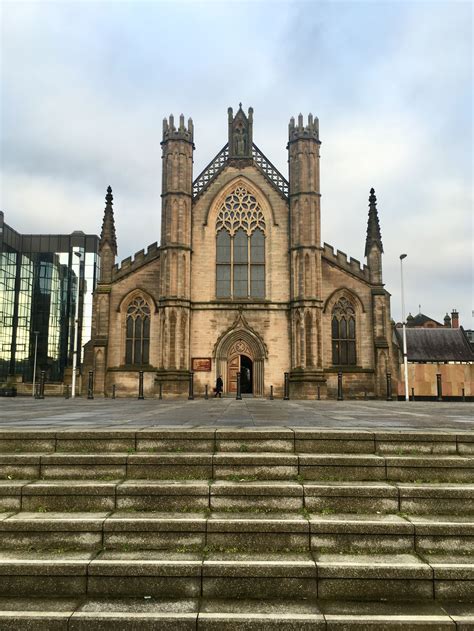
<box><xmin>451</xmin><ymin>309</ymin><xmax>459</xmax><ymax>328</ymax></box>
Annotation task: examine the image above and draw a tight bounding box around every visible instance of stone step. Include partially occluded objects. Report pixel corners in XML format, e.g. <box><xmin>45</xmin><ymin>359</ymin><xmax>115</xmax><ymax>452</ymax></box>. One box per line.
<box><xmin>0</xmin><ymin>551</ymin><xmax>472</xmax><ymax>602</ymax></box>
<box><xmin>1</xmin><ymin>597</ymin><xmax>469</xmax><ymax>630</ymax></box>
<box><xmin>0</xmin><ymin>428</ymin><xmax>472</xmax><ymax>456</ymax></box>
<box><xmin>2</xmin><ymin>479</ymin><xmax>473</xmax><ymax>514</ymax></box>
<box><xmin>2</xmin><ymin>452</ymin><xmax>473</xmax><ymax>482</ymax></box>
<box><xmin>1</xmin><ymin>510</ymin><xmax>472</xmax><ymax>555</ymax></box>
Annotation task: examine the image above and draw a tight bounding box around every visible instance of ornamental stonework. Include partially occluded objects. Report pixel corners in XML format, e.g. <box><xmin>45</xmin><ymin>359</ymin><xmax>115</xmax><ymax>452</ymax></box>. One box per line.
<box><xmin>216</xmin><ymin>186</ymin><xmax>266</xmax><ymax>236</ymax></box>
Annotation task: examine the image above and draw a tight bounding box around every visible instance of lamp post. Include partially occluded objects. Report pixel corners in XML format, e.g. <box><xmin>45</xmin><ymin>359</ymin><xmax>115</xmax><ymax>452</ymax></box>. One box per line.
<box><xmin>32</xmin><ymin>330</ymin><xmax>39</xmax><ymax>398</ymax></box>
<box><xmin>400</xmin><ymin>254</ymin><xmax>409</xmax><ymax>402</ymax></box>
<box><xmin>71</xmin><ymin>251</ymin><xmax>82</xmax><ymax>399</ymax></box>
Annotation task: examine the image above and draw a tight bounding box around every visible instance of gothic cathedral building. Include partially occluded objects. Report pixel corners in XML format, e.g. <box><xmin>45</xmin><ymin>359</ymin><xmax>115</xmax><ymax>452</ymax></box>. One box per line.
<box><xmin>84</xmin><ymin>106</ymin><xmax>395</xmax><ymax>398</ymax></box>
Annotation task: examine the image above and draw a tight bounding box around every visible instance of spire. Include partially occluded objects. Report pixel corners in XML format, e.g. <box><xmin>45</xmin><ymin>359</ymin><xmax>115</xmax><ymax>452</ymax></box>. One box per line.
<box><xmin>100</xmin><ymin>185</ymin><xmax>117</xmax><ymax>256</ymax></box>
<box><xmin>364</xmin><ymin>187</ymin><xmax>383</xmax><ymax>257</ymax></box>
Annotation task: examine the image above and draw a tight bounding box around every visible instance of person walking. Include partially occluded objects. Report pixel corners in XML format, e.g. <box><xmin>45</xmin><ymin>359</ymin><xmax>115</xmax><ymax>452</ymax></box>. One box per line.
<box><xmin>214</xmin><ymin>375</ymin><xmax>223</xmax><ymax>398</ymax></box>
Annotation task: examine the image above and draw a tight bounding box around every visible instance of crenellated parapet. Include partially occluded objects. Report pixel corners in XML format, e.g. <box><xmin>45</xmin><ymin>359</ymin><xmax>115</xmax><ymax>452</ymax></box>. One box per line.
<box><xmin>322</xmin><ymin>242</ymin><xmax>370</xmax><ymax>282</ymax></box>
<box><xmin>113</xmin><ymin>242</ymin><xmax>160</xmax><ymax>281</ymax></box>
<box><xmin>288</xmin><ymin>113</ymin><xmax>320</xmax><ymax>144</ymax></box>
<box><xmin>162</xmin><ymin>114</ymin><xmax>194</xmax><ymax>144</ymax></box>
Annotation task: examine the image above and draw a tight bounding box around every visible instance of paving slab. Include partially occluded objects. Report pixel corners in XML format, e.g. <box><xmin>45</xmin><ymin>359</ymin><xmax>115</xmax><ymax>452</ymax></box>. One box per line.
<box><xmin>310</xmin><ymin>514</ymin><xmax>414</xmax><ymax>553</ymax></box>
<box><xmin>198</xmin><ymin>598</ymin><xmax>325</xmax><ymax>630</ymax></box>
<box><xmin>1</xmin><ymin>399</ymin><xmax>473</xmax><ymax>430</ymax></box>
<box><xmin>202</xmin><ymin>552</ymin><xmax>317</xmax><ymax>599</ymax></box>
<box><xmin>320</xmin><ymin>600</ymin><xmax>455</xmax><ymax>629</ymax></box>
<box><xmin>69</xmin><ymin>597</ymin><xmax>199</xmax><ymax>630</ymax></box>
<box><xmin>315</xmin><ymin>553</ymin><xmax>433</xmax><ymax>601</ymax></box>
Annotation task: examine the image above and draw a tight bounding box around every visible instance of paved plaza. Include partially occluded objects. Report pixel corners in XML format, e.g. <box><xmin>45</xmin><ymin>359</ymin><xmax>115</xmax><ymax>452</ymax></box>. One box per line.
<box><xmin>0</xmin><ymin>397</ymin><xmax>472</xmax><ymax>430</ymax></box>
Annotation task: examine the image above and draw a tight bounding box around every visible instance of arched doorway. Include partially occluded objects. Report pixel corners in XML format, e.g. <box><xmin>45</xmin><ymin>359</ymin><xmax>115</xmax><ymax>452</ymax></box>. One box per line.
<box><xmin>213</xmin><ymin>314</ymin><xmax>267</xmax><ymax>397</ymax></box>
<box><xmin>227</xmin><ymin>340</ymin><xmax>254</xmax><ymax>395</ymax></box>
<box><xmin>228</xmin><ymin>352</ymin><xmax>253</xmax><ymax>394</ymax></box>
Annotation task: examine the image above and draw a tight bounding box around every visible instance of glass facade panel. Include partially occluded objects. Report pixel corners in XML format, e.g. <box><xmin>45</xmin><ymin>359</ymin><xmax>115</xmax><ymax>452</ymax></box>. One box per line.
<box><xmin>216</xmin><ymin>230</ymin><xmax>231</xmax><ymax>264</ymax></box>
<box><xmin>216</xmin><ymin>264</ymin><xmax>231</xmax><ymax>298</ymax></box>
<box><xmin>250</xmin><ymin>229</ymin><xmax>265</xmax><ymax>263</ymax></box>
<box><xmin>233</xmin><ymin>264</ymin><xmax>248</xmax><ymax>297</ymax></box>
<box><xmin>234</xmin><ymin>229</ymin><xmax>248</xmax><ymax>263</ymax></box>
<box><xmin>250</xmin><ymin>264</ymin><xmax>265</xmax><ymax>298</ymax></box>
<box><xmin>0</xmin><ymin>213</ymin><xmax>99</xmax><ymax>383</ymax></box>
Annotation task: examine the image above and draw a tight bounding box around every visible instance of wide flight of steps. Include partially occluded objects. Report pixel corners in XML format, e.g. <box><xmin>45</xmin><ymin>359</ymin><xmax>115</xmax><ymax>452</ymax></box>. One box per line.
<box><xmin>0</xmin><ymin>427</ymin><xmax>472</xmax><ymax>630</ymax></box>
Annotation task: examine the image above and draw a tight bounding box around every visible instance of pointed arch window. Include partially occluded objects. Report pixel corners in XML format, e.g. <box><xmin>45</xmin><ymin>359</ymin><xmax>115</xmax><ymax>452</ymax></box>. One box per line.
<box><xmin>332</xmin><ymin>297</ymin><xmax>356</xmax><ymax>365</ymax></box>
<box><xmin>216</xmin><ymin>186</ymin><xmax>266</xmax><ymax>299</ymax></box>
<box><xmin>125</xmin><ymin>297</ymin><xmax>150</xmax><ymax>365</ymax></box>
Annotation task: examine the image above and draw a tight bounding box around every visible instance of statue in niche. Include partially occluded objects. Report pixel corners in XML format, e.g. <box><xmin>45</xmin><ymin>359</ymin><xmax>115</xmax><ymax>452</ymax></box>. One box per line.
<box><xmin>233</xmin><ymin>125</ymin><xmax>247</xmax><ymax>156</ymax></box>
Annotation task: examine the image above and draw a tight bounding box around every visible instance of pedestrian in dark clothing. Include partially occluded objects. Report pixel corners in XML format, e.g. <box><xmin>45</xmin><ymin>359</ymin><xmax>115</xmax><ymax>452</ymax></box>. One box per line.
<box><xmin>214</xmin><ymin>376</ymin><xmax>223</xmax><ymax>398</ymax></box>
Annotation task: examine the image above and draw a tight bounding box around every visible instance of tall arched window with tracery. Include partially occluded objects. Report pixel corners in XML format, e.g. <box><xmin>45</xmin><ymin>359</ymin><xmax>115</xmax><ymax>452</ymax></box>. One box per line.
<box><xmin>125</xmin><ymin>297</ymin><xmax>150</xmax><ymax>365</ymax></box>
<box><xmin>216</xmin><ymin>186</ymin><xmax>266</xmax><ymax>299</ymax></box>
<box><xmin>331</xmin><ymin>297</ymin><xmax>356</xmax><ymax>365</ymax></box>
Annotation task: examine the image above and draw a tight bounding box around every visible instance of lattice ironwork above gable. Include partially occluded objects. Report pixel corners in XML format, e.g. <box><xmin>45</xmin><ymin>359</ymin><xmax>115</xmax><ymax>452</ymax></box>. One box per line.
<box><xmin>193</xmin><ymin>144</ymin><xmax>229</xmax><ymax>198</ymax></box>
<box><xmin>192</xmin><ymin>143</ymin><xmax>289</xmax><ymax>200</ymax></box>
<box><xmin>252</xmin><ymin>144</ymin><xmax>289</xmax><ymax>198</ymax></box>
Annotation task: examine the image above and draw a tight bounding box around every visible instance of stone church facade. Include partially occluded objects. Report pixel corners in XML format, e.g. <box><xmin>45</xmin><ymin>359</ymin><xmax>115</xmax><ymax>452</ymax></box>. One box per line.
<box><xmin>84</xmin><ymin>106</ymin><xmax>395</xmax><ymax>398</ymax></box>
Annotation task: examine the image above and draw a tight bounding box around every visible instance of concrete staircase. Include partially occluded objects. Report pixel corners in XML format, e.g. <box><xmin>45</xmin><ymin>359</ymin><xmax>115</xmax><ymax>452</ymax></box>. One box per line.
<box><xmin>0</xmin><ymin>427</ymin><xmax>472</xmax><ymax>629</ymax></box>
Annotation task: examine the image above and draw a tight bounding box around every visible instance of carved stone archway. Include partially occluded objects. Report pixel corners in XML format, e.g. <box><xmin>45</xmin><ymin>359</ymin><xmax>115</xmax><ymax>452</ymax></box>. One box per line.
<box><xmin>213</xmin><ymin>312</ymin><xmax>267</xmax><ymax>397</ymax></box>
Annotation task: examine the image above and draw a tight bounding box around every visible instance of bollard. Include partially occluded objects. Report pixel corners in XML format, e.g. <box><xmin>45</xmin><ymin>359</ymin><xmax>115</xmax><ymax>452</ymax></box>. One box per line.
<box><xmin>337</xmin><ymin>371</ymin><xmax>343</xmax><ymax>401</ymax></box>
<box><xmin>386</xmin><ymin>372</ymin><xmax>393</xmax><ymax>401</ymax></box>
<box><xmin>270</xmin><ymin>385</ymin><xmax>274</xmax><ymax>400</ymax></box>
<box><xmin>236</xmin><ymin>372</ymin><xmax>242</xmax><ymax>400</ymax></box>
<box><xmin>87</xmin><ymin>371</ymin><xmax>94</xmax><ymax>400</ymax></box>
<box><xmin>159</xmin><ymin>382</ymin><xmax>163</xmax><ymax>400</ymax></box>
<box><xmin>205</xmin><ymin>384</ymin><xmax>209</xmax><ymax>400</ymax></box>
<box><xmin>188</xmin><ymin>372</ymin><xmax>194</xmax><ymax>400</ymax></box>
<box><xmin>64</xmin><ymin>384</ymin><xmax>70</xmax><ymax>400</ymax></box>
<box><xmin>411</xmin><ymin>387</ymin><xmax>415</xmax><ymax>402</ymax></box>
<box><xmin>436</xmin><ymin>373</ymin><xmax>442</xmax><ymax>401</ymax></box>
<box><xmin>283</xmin><ymin>372</ymin><xmax>290</xmax><ymax>400</ymax></box>
<box><xmin>317</xmin><ymin>386</ymin><xmax>321</xmax><ymax>401</ymax></box>
<box><xmin>364</xmin><ymin>390</ymin><xmax>368</xmax><ymax>401</ymax></box>
<box><xmin>38</xmin><ymin>370</ymin><xmax>45</xmax><ymax>399</ymax></box>
<box><xmin>138</xmin><ymin>370</ymin><xmax>144</xmax><ymax>400</ymax></box>
<box><xmin>112</xmin><ymin>384</ymin><xmax>116</xmax><ymax>399</ymax></box>
<box><xmin>462</xmin><ymin>388</ymin><xmax>465</xmax><ymax>402</ymax></box>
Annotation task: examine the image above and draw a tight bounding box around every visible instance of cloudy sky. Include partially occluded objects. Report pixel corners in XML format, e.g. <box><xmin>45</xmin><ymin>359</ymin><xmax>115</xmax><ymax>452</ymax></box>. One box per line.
<box><xmin>1</xmin><ymin>0</ymin><xmax>472</xmax><ymax>325</ymax></box>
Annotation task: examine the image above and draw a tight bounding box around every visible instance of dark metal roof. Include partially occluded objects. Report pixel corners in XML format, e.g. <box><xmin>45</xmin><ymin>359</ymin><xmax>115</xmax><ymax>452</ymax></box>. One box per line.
<box><xmin>407</xmin><ymin>313</ymin><xmax>443</xmax><ymax>327</ymax></box>
<box><xmin>395</xmin><ymin>327</ymin><xmax>474</xmax><ymax>362</ymax></box>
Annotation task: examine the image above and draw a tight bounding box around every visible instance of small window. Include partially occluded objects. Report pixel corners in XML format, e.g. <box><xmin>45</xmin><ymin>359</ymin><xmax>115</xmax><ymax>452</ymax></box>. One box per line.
<box><xmin>332</xmin><ymin>298</ymin><xmax>357</xmax><ymax>366</ymax></box>
<box><xmin>125</xmin><ymin>297</ymin><xmax>150</xmax><ymax>365</ymax></box>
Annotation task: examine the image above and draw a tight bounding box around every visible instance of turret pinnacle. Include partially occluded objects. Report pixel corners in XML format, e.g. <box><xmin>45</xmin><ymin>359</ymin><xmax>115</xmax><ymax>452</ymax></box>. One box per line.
<box><xmin>364</xmin><ymin>187</ymin><xmax>383</xmax><ymax>257</ymax></box>
<box><xmin>100</xmin><ymin>185</ymin><xmax>117</xmax><ymax>256</ymax></box>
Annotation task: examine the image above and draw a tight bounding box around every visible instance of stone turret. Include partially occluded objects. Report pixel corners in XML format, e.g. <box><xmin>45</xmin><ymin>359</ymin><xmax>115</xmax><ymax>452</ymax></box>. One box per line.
<box><xmin>158</xmin><ymin>113</ymin><xmax>194</xmax><ymax>390</ymax></box>
<box><xmin>99</xmin><ymin>186</ymin><xmax>117</xmax><ymax>283</ymax></box>
<box><xmin>287</xmin><ymin>112</ymin><xmax>324</xmax><ymax>394</ymax></box>
<box><xmin>288</xmin><ymin>112</ymin><xmax>319</xmax><ymax>143</ymax></box>
<box><xmin>365</xmin><ymin>188</ymin><xmax>383</xmax><ymax>285</ymax></box>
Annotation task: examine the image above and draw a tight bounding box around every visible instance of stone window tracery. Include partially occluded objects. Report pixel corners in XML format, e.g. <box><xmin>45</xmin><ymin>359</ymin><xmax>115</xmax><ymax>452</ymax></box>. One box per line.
<box><xmin>331</xmin><ymin>297</ymin><xmax>356</xmax><ymax>365</ymax></box>
<box><xmin>216</xmin><ymin>186</ymin><xmax>266</xmax><ymax>235</ymax></box>
<box><xmin>216</xmin><ymin>186</ymin><xmax>266</xmax><ymax>299</ymax></box>
<box><xmin>125</xmin><ymin>296</ymin><xmax>150</xmax><ymax>365</ymax></box>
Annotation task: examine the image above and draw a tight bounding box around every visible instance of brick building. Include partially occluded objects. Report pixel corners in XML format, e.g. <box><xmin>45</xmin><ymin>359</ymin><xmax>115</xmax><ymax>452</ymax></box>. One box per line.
<box><xmin>84</xmin><ymin>106</ymin><xmax>395</xmax><ymax>398</ymax></box>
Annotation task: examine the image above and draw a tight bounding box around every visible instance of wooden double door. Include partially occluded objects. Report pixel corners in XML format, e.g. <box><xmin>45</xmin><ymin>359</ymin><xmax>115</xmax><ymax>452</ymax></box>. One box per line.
<box><xmin>227</xmin><ymin>341</ymin><xmax>253</xmax><ymax>394</ymax></box>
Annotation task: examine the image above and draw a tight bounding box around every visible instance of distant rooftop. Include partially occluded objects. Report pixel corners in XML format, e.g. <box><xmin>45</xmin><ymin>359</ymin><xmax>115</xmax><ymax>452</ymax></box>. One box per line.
<box><xmin>395</xmin><ymin>328</ymin><xmax>474</xmax><ymax>362</ymax></box>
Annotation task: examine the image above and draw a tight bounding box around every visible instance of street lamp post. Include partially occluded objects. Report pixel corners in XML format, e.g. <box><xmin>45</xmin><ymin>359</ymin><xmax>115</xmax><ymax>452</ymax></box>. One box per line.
<box><xmin>400</xmin><ymin>254</ymin><xmax>409</xmax><ymax>402</ymax></box>
<box><xmin>71</xmin><ymin>251</ymin><xmax>82</xmax><ymax>399</ymax></box>
<box><xmin>32</xmin><ymin>330</ymin><xmax>39</xmax><ymax>398</ymax></box>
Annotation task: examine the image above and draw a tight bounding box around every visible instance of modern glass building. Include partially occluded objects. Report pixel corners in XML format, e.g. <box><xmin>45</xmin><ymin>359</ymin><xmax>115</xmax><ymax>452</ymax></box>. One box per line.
<box><xmin>0</xmin><ymin>211</ymin><xmax>100</xmax><ymax>383</ymax></box>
